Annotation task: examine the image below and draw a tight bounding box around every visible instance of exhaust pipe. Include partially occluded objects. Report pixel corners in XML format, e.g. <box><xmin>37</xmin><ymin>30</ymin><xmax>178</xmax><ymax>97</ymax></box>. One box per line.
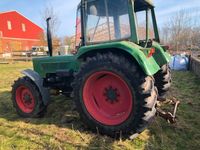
<box><xmin>46</xmin><ymin>17</ymin><xmax>53</xmax><ymax>57</ymax></box>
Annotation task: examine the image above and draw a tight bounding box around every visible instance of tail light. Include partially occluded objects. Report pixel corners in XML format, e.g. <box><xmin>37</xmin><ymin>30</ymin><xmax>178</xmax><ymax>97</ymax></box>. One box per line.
<box><xmin>147</xmin><ymin>48</ymin><xmax>155</xmax><ymax>58</ymax></box>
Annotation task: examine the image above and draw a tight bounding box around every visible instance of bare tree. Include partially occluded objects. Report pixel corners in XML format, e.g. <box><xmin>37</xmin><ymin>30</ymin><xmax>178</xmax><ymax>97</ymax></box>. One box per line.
<box><xmin>161</xmin><ymin>9</ymin><xmax>200</xmax><ymax>51</ymax></box>
<box><xmin>42</xmin><ymin>5</ymin><xmax>60</xmax><ymax>37</ymax></box>
<box><xmin>41</xmin><ymin>5</ymin><xmax>61</xmax><ymax>54</ymax></box>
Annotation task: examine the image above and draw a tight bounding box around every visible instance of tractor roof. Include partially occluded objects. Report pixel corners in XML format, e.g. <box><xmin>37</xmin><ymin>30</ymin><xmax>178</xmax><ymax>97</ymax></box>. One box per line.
<box><xmin>80</xmin><ymin>0</ymin><xmax>154</xmax><ymax>16</ymax></box>
<box><xmin>135</xmin><ymin>0</ymin><xmax>154</xmax><ymax>11</ymax></box>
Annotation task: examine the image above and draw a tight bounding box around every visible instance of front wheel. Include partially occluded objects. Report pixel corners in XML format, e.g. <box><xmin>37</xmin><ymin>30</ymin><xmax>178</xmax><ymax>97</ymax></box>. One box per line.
<box><xmin>11</xmin><ymin>77</ymin><xmax>46</xmax><ymax>118</ymax></box>
<box><xmin>72</xmin><ymin>53</ymin><xmax>158</xmax><ymax>137</ymax></box>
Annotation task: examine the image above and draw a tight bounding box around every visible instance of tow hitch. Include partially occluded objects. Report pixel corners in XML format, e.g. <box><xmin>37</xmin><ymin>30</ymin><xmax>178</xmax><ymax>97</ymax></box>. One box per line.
<box><xmin>156</xmin><ymin>98</ymin><xmax>180</xmax><ymax>124</ymax></box>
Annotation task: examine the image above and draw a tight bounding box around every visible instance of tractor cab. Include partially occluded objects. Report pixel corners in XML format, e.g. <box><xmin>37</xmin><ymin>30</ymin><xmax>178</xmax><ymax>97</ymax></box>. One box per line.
<box><xmin>75</xmin><ymin>0</ymin><xmax>159</xmax><ymax>48</ymax></box>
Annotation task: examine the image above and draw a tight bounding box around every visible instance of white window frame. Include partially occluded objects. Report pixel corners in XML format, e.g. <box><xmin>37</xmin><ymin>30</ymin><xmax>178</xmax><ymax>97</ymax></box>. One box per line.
<box><xmin>22</xmin><ymin>23</ymin><xmax>26</xmax><ymax>32</ymax></box>
<box><xmin>7</xmin><ymin>21</ymin><xmax>12</xmax><ymax>30</ymax></box>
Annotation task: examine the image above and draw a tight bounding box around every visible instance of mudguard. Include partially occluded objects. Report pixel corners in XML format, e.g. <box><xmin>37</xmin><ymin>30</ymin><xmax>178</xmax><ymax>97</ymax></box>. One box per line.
<box><xmin>77</xmin><ymin>41</ymin><xmax>161</xmax><ymax>76</ymax></box>
<box><xmin>22</xmin><ymin>69</ymin><xmax>50</xmax><ymax>105</ymax></box>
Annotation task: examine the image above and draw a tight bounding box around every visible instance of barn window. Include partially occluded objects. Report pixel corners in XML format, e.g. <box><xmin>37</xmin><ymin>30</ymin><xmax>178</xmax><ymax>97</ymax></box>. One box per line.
<box><xmin>7</xmin><ymin>21</ymin><xmax>12</xmax><ymax>30</ymax></box>
<box><xmin>22</xmin><ymin>23</ymin><xmax>26</xmax><ymax>32</ymax></box>
<box><xmin>0</xmin><ymin>31</ymin><xmax>2</xmax><ymax>37</ymax></box>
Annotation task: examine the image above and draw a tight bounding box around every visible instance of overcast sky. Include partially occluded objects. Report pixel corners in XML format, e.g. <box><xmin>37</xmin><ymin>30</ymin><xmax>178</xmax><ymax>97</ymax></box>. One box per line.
<box><xmin>0</xmin><ymin>0</ymin><xmax>200</xmax><ymax>37</ymax></box>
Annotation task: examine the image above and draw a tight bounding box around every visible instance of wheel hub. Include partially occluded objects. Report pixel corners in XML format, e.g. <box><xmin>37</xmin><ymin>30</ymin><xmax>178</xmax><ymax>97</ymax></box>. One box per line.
<box><xmin>104</xmin><ymin>86</ymin><xmax>120</xmax><ymax>103</ymax></box>
<box><xmin>23</xmin><ymin>93</ymin><xmax>32</xmax><ymax>105</ymax></box>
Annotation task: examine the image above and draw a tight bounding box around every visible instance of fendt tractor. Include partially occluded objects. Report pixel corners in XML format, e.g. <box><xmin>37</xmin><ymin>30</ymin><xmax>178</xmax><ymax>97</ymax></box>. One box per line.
<box><xmin>12</xmin><ymin>0</ymin><xmax>179</xmax><ymax>138</ymax></box>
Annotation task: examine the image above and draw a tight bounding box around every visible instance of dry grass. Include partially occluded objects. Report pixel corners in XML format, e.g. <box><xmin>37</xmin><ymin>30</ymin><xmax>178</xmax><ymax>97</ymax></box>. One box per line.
<box><xmin>0</xmin><ymin>62</ymin><xmax>199</xmax><ymax>150</ymax></box>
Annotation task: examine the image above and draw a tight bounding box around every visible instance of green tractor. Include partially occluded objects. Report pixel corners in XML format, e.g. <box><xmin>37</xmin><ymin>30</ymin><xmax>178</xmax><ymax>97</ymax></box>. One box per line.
<box><xmin>12</xmin><ymin>0</ymin><xmax>173</xmax><ymax>138</ymax></box>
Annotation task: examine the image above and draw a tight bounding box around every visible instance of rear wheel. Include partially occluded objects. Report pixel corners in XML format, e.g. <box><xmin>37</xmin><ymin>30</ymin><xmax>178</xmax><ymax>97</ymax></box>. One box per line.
<box><xmin>154</xmin><ymin>64</ymin><xmax>172</xmax><ymax>100</ymax></box>
<box><xmin>12</xmin><ymin>77</ymin><xmax>46</xmax><ymax>118</ymax></box>
<box><xmin>72</xmin><ymin>53</ymin><xmax>158</xmax><ymax>137</ymax></box>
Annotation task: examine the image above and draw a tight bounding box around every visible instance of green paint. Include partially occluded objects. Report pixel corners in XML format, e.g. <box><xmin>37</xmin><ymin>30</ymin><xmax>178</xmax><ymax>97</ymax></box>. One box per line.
<box><xmin>32</xmin><ymin>0</ymin><xmax>171</xmax><ymax>77</ymax></box>
<box><xmin>151</xmin><ymin>8</ymin><xmax>160</xmax><ymax>42</ymax></box>
<box><xmin>77</xmin><ymin>41</ymin><xmax>171</xmax><ymax>74</ymax></box>
<box><xmin>33</xmin><ymin>40</ymin><xmax>171</xmax><ymax>77</ymax></box>
<box><xmin>152</xmin><ymin>41</ymin><xmax>171</xmax><ymax>67</ymax></box>
<box><xmin>32</xmin><ymin>55</ymin><xmax>80</xmax><ymax>78</ymax></box>
<box><xmin>129</xmin><ymin>0</ymin><xmax>139</xmax><ymax>44</ymax></box>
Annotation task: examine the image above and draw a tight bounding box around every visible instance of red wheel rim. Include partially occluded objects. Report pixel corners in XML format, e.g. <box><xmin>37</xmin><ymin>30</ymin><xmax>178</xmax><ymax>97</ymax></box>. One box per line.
<box><xmin>15</xmin><ymin>86</ymin><xmax>35</xmax><ymax>113</ymax></box>
<box><xmin>83</xmin><ymin>71</ymin><xmax>133</xmax><ymax>126</ymax></box>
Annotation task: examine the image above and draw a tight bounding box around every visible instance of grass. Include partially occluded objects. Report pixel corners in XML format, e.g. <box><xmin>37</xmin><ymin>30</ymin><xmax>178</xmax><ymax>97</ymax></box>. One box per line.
<box><xmin>0</xmin><ymin>62</ymin><xmax>199</xmax><ymax>150</ymax></box>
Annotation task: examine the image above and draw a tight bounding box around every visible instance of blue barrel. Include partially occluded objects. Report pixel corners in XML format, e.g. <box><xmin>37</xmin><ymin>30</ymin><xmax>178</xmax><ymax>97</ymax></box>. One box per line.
<box><xmin>169</xmin><ymin>55</ymin><xmax>189</xmax><ymax>71</ymax></box>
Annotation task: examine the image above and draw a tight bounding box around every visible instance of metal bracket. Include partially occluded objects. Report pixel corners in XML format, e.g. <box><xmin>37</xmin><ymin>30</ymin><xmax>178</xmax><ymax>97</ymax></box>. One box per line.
<box><xmin>156</xmin><ymin>98</ymin><xmax>180</xmax><ymax>124</ymax></box>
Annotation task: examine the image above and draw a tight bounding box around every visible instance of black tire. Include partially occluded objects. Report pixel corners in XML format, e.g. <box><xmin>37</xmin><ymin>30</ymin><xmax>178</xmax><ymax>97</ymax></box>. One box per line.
<box><xmin>72</xmin><ymin>53</ymin><xmax>158</xmax><ymax>138</ymax></box>
<box><xmin>11</xmin><ymin>76</ymin><xmax>46</xmax><ymax>118</ymax></box>
<box><xmin>154</xmin><ymin>64</ymin><xmax>172</xmax><ymax>100</ymax></box>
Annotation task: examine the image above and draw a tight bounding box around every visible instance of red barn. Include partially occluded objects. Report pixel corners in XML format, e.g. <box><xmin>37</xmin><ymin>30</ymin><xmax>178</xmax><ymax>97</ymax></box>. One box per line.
<box><xmin>0</xmin><ymin>11</ymin><xmax>44</xmax><ymax>54</ymax></box>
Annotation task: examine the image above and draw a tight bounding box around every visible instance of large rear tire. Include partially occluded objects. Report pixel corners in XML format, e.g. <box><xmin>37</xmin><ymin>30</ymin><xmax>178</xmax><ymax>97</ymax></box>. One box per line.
<box><xmin>11</xmin><ymin>77</ymin><xmax>46</xmax><ymax>118</ymax></box>
<box><xmin>72</xmin><ymin>53</ymin><xmax>158</xmax><ymax>137</ymax></box>
<box><xmin>154</xmin><ymin>64</ymin><xmax>172</xmax><ymax>100</ymax></box>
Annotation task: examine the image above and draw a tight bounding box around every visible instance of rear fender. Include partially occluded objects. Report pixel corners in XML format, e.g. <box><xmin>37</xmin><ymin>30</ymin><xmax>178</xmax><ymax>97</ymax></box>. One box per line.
<box><xmin>152</xmin><ymin>42</ymin><xmax>172</xmax><ymax>66</ymax></box>
<box><xmin>77</xmin><ymin>41</ymin><xmax>160</xmax><ymax>76</ymax></box>
<box><xmin>22</xmin><ymin>69</ymin><xmax>50</xmax><ymax>105</ymax></box>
